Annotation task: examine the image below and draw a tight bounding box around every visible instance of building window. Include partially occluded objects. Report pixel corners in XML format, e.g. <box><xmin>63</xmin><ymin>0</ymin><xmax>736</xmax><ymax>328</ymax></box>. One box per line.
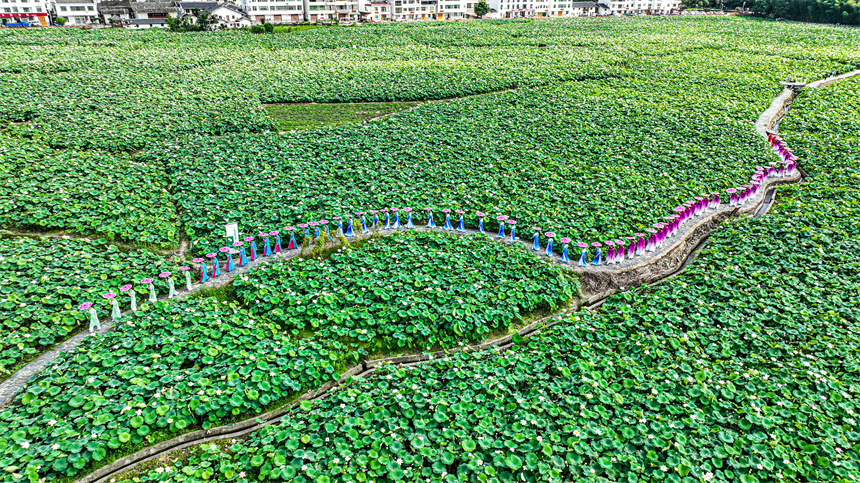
<box><xmin>60</xmin><ymin>5</ymin><xmax>66</xmax><ymax>10</ymax></box>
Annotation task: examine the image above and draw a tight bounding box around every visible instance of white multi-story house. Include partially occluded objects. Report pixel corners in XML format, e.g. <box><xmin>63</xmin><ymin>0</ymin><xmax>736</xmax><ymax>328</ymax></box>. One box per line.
<box><xmin>493</xmin><ymin>0</ymin><xmax>604</xmax><ymax>17</ymax></box>
<box><xmin>178</xmin><ymin>1</ymin><xmax>250</xmax><ymax>26</ymax></box>
<box><xmin>392</xmin><ymin>0</ymin><xmax>436</xmax><ymax>21</ymax></box>
<box><xmin>328</xmin><ymin>0</ymin><xmax>368</xmax><ymax>22</ymax></box>
<box><xmin>53</xmin><ymin>0</ymin><xmax>97</xmax><ymax>25</ymax></box>
<box><xmin>365</xmin><ymin>1</ymin><xmax>389</xmax><ymax>20</ymax></box>
<box><xmin>548</xmin><ymin>0</ymin><xmax>601</xmax><ymax>16</ymax></box>
<box><xmin>0</xmin><ymin>0</ymin><xmax>49</xmax><ymax>26</ymax></box>
<box><xmin>436</xmin><ymin>0</ymin><xmax>463</xmax><ymax>19</ymax></box>
<box><xmin>247</xmin><ymin>0</ymin><xmax>306</xmax><ymax>23</ymax></box>
<box><xmin>601</xmin><ymin>0</ymin><xmax>675</xmax><ymax>14</ymax></box>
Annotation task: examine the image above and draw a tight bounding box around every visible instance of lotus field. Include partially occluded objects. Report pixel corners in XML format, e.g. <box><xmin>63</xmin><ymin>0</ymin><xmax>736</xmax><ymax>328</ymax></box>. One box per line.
<box><xmin>0</xmin><ymin>15</ymin><xmax>859</xmax><ymax>483</ymax></box>
<box><xmin>119</xmin><ymin>75</ymin><xmax>860</xmax><ymax>483</ymax></box>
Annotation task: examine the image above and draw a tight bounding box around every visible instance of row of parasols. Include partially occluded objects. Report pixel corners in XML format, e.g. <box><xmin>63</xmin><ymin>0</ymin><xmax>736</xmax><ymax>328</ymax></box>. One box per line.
<box><xmin>76</xmin><ymin>133</ymin><xmax>797</xmax><ymax>330</ymax></box>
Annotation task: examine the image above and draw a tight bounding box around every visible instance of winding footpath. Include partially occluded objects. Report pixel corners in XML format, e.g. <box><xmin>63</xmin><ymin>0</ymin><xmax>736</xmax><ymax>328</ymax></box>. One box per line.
<box><xmin>1</xmin><ymin>70</ymin><xmax>856</xmax><ymax>483</ymax></box>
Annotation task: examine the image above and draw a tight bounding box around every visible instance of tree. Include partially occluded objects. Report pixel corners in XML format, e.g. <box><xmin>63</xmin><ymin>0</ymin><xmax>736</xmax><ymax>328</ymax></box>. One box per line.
<box><xmin>263</xmin><ymin>22</ymin><xmax>274</xmax><ymax>33</ymax></box>
<box><xmin>166</xmin><ymin>8</ymin><xmax>218</xmax><ymax>32</ymax></box>
<box><xmin>194</xmin><ymin>8</ymin><xmax>216</xmax><ymax>30</ymax></box>
<box><xmin>474</xmin><ymin>0</ymin><xmax>490</xmax><ymax>17</ymax></box>
<box><xmin>55</xmin><ymin>16</ymin><xmax>67</xmax><ymax>26</ymax></box>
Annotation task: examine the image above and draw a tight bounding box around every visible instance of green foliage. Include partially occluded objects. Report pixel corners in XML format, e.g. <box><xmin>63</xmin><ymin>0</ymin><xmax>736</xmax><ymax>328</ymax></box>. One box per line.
<box><xmin>264</xmin><ymin>22</ymin><xmax>274</xmax><ymax>33</ymax></box>
<box><xmin>2</xmin><ymin>19</ymin><xmax>860</xmax><ymax>483</ymax></box>
<box><xmin>151</xmin><ymin>49</ymin><xmax>844</xmax><ymax>254</ymax></box>
<box><xmin>166</xmin><ymin>9</ymin><xmax>216</xmax><ymax>32</ymax></box>
<box><xmin>250</xmin><ymin>24</ymin><xmax>265</xmax><ymax>34</ymax></box>
<box><xmin>0</xmin><ymin>134</ymin><xmax>178</xmax><ymax>247</ymax></box>
<box><xmin>55</xmin><ymin>17</ymin><xmax>66</xmax><ymax>26</ymax></box>
<box><xmin>0</xmin><ymin>237</ymin><xmax>171</xmax><ymax>378</ymax></box>
<box><xmin>117</xmin><ymin>42</ymin><xmax>860</xmax><ymax>483</ymax></box>
<box><xmin>753</xmin><ymin>0</ymin><xmax>858</xmax><ymax>25</ymax></box>
<box><xmin>119</xmin><ymin>77</ymin><xmax>860</xmax><ymax>483</ymax></box>
<box><xmin>234</xmin><ymin>231</ymin><xmax>577</xmax><ymax>350</ymax></box>
<box><xmin>0</xmin><ymin>297</ymin><xmax>341</xmax><ymax>481</ymax></box>
<box><xmin>474</xmin><ymin>0</ymin><xmax>490</xmax><ymax>18</ymax></box>
<box><xmin>264</xmin><ymin>101</ymin><xmax>420</xmax><ymax>131</ymax></box>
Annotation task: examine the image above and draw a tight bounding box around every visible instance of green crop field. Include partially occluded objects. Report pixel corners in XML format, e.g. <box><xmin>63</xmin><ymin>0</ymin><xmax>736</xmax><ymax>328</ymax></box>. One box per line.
<box><xmin>0</xmin><ymin>16</ymin><xmax>859</xmax><ymax>483</ymax></box>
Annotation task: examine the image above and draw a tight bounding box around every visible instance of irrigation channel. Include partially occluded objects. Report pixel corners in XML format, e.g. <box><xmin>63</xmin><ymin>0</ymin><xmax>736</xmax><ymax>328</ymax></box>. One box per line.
<box><xmin>3</xmin><ymin>70</ymin><xmax>856</xmax><ymax>483</ymax></box>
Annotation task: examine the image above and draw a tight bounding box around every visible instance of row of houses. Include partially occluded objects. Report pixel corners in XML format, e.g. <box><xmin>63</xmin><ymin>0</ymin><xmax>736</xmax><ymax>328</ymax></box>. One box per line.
<box><xmin>0</xmin><ymin>0</ymin><xmax>251</xmax><ymax>27</ymax></box>
<box><xmin>1</xmin><ymin>0</ymin><xmax>678</xmax><ymax>28</ymax></box>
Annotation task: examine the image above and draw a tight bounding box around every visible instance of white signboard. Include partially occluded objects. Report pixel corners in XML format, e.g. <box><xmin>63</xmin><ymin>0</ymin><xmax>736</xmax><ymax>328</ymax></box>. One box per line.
<box><xmin>225</xmin><ymin>222</ymin><xmax>240</xmax><ymax>245</ymax></box>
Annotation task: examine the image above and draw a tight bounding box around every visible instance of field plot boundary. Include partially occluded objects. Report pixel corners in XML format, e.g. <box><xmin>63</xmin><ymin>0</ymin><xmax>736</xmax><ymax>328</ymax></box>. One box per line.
<box><xmin>64</xmin><ymin>70</ymin><xmax>860</xmax><ymax>483</ymax></box>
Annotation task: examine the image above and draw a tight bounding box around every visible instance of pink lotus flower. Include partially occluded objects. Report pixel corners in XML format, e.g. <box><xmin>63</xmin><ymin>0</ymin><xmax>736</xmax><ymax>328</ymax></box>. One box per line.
<box><xmin>141</xmin><ymin>278</ymin><xmax>154</xmax><ymax>284</ymax></box>
<box><xmin>103</xmin><ymin>292</ymin><xmax>116</xmax><ymax>299</ymax></box>
<box><xmin>120</xmin><ymin>285</ymin><xmax>133</xmax><ymax>292</ymax></box>
<box><xmin>78</xmin><ymin>302</ymin><xmax>93</xmax><ymax>310</ymax></box>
